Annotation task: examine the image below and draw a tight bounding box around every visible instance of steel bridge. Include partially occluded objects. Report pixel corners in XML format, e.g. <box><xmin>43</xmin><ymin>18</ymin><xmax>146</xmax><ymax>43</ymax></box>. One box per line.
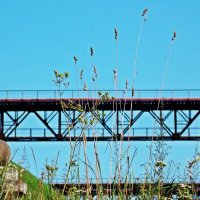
<box><xmin>1</xmin><ymin>89</ymin><xmax>200</xmax><ymax>141</ymax></box>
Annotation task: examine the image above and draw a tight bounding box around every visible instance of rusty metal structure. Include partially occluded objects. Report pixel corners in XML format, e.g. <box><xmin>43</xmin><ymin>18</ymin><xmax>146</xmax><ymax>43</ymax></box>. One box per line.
<box><xmin>0</xmin><ymin>89</ymin><xmax>200</xmax><ymax>141</ymax></box>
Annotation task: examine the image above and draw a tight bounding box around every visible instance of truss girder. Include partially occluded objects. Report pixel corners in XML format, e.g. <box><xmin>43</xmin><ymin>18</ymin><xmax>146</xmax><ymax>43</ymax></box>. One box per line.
<box><xmin>0</xmin><ymin>98</ymin><xmax>200</xmax><ymax>141</ymax></box>
<box><xmin>149</xmin><ymin>110</ymin><xmax>200</xmax><ymax>138</ymax></box>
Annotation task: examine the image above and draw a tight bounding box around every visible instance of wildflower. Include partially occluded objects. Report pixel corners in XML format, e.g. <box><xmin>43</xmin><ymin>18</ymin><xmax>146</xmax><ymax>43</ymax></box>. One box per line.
<box><xmin>54</xmin><ymin>70</ymin><xmax>59</xmax><ymax>77</ymax></box>
<box><xmin>69</xmin><ymin>160</ymin><xmax>77</xmax><ymax>167</ymax></box>
<box><xmin>64</xmin><ymin>72</ymin><xmax>69</xmax><ymax>78</ymax></box>
<box><xmin>8</xmin><ymin>163</ymin><xmax>17</xmax><ymax>175</ymax></box>
<box><xmin>98</xmin><ymin>91</ymin><xmax>102</xmax><ymax>96</ymax></box>
<box><xmin>155</xmin><ymin>160</ymin><xmax>166</xmax><ymax>168</ymax></box>
<box><xmin>90</xmin><ymin>119</ymin><xmax>94</xmax><ymax>125</ymax></box>
<box><xmin>84</xmin><ymin>119</ymin><xmax>88</xmax><ymax>125</ymax></box>
<box><xmin>179</xmin><ymin>183</ymin><xmax>186</xmax><ymax>188</ymax></box>
<box><xmin>45</xmin><ymin>164</ymin><xmax>58</xmax><ymax>172</ymax></box>
<box><xmin>186</xmin><ymin>185</ymin><xmax>192</xmax><ymax>189</ymax></box>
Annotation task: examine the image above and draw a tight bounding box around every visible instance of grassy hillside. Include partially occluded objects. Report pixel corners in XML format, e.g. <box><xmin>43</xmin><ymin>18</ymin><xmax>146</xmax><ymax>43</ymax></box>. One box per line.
<box><xmin>1</xmin><ymin>162</ymin><xmax>65</xmax><ymax>200</ymax></box>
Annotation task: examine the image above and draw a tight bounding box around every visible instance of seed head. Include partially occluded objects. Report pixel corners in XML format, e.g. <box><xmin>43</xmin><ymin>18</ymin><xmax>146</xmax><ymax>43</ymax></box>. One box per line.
<box><xmin>74</xmin><ymin>56</ymin><xmax>78</xmax><ymax>64</ymax></box>
<box><xmin>114</xmin><ymin>28</ymin><xmax>118</xmax><ymax>40</ymax></box>
<box><xmin>90</xmin><ymin>47</ymin><xmax>94</xmax><ymax>56</ymax></box>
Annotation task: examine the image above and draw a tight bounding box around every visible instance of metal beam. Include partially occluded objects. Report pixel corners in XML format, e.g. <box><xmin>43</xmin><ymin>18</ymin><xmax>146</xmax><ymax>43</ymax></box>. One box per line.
<box><xmin>34</xmin><ymin>111</ymin><xmax>57</xmax><ymax>137</ymax></box>
<box><xmin>5</xmin><ymin>135</ymin><xmax>200</xmax><ymax>142</ymax></box>
<box><xmin>149</xmin><ymin>111</ymin><xmax>173</xmax><ymax>136</ymax></box>
<box><xmin>179</xmin><ymin>110</ymin><xmax>200</xmax><ymax>135</ymax></box>
<box><xmin>92</xmin><ymin>111</ymin><xmax>115</xmax><ymax>136</ymax></box>
<box><xmin>123</xmin><ymin>111</ymin><xmax>144</xmax><ymax>135</ymax></box>
<box><xmin>0</xmin><ymin>112</ymin><xmax>4</xmax><ymax>137</ymax></box>
<box><xmin>5</xmin><ymin>111</ymin><xmax>30</xmax><ymax>138</ymax></box>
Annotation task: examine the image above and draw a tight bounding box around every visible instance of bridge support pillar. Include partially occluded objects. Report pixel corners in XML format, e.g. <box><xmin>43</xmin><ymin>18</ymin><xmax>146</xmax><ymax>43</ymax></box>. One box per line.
<box><xmin>58</xmin><ymin>111</ymin><xmax>61</xmax><ymax>135</ymax></box>
<box><xmin>174</xmin><ymin>110</ymin><xmax>177</xmax><ymax>135</ymax></box>
<box><xmin>0</xmin><ymin>112</ymin><xmax>4</xmax><ymax>138</ymax></box>
<box><xmin>116</xmin><ymin>110</ymin><xmax>119</xmax><ymax>135</ymax></box>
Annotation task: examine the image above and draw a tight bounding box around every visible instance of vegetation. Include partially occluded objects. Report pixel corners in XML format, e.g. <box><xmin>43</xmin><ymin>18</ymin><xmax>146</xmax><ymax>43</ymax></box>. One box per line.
<box><xmin>0</xmin><ymin>161</ymin><xmax>65</xmax><ymax>200</ymax></box>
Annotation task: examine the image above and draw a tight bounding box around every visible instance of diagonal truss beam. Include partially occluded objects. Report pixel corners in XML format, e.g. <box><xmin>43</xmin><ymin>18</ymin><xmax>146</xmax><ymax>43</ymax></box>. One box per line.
<box><xmin>62</xmin><ymin>111</ymin><xmax>85</xmax><ymax>137</ymax></box>
<box><xmin>34</xmin><ymin>111</ymin><xmax>57</xmax><ymax>137</ymax></box>
<box><xmin>5</xmin><ymin>111</ymin><xmax>30</xmax><ymax>137</ymax></box>
<box><xmin>92</xmin><ymin>111</ymin><xmax>115</xmax><ymax>136</ymax></box>
<box><xmin>178</xmin><ymin>110</ymin><xmax>189</xmax><ymax>122</ymax></box>
<box><xmin>149</xmin><ymin>111</ymin><xmax>173</xmax><ymax>136</ymax></box>
<box><xmin>123</xmin><ymin>111</ymin><xmax>144</xmax><ymax>135</ymax></box>
<box><xmin>44</xmin><ymin>111</ymin><xmax>58</xmax><ymax>123</ymax></box>
<box><xmin>163</xmin><ymin>110</ymin><xmax>173</xmax><ymax>121</ymax></box>
<box><xmin>179</xmin><ymin>110</ymin><xmax>200</xmax><ymax>135</ymax></box>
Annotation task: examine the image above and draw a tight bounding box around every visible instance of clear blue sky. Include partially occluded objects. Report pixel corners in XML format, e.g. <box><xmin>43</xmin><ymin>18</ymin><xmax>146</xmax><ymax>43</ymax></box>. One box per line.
<box><xmin>1</xmin><ymin>0</ymin><xmax>200</xmax><ymax>90</ymax></box>
<box><xmin>1</xmin><ymin>0</ymin><xmax>200</xmax><ymax>180</ymax></box>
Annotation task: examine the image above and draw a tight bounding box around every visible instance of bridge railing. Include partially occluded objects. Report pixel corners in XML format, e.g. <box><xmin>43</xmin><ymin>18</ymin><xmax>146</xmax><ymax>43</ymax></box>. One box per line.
<box><xmin>0</xmin><ymin>89</ymin><xmax>200</xmax><ymax>99</ymax></box>
<box><xmin>6</xmin><ymin>127</ymin><xmax>200</xmax><ymax>139</ymax></box>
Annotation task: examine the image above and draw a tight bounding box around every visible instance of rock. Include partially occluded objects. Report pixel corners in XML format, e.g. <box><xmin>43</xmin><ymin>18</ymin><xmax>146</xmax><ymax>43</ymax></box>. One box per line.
<box><xmin>0</xmin><ymin>165</ymin><xmax>28</xmax><ymax>197</ymax></box>
<box><xmin>0</xmin><ymin>140</ymin><xmax>11</xmax><ymax>166</ymax></box>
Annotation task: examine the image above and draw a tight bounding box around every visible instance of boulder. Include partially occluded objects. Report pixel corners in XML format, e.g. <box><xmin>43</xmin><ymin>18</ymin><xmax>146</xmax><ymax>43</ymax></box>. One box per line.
<box><xmin>0</xmin><ymin>140</ymin><xmax>11</xmax><ymax>166</ymax></box>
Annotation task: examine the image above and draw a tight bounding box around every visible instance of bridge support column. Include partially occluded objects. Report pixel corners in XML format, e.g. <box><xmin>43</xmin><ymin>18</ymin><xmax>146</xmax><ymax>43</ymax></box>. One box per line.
<box><xmin>0</xmin><ymin>112</ymin><xmax>4</xmax><ymax>138</ymax></box>
<box><xmin>58</xmin><ymin>111</ymin><xmax>62</xmax><ymax>138</ymax></box>
<box><xmin>116</xmin><ymin>110</ymin><xmax>119</xmax><ymax>135</ymax></box>
<box><xmin>174</xmin><ymin>110</ymin><xmax>177</xmax><ymax>135</ymax></box>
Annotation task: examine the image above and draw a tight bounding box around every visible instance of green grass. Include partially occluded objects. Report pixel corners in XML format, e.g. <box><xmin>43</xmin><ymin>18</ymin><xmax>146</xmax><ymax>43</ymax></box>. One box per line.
<box><xmin>3</xmin><ymin>162</ymin><xmax>65</xmax><ymax>200</ymax></box>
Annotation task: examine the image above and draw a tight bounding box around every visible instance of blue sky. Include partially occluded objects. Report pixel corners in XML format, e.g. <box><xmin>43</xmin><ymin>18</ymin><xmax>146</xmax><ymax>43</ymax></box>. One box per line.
<box><xmin>1</xmin><ymin>0</ymin><xmax>200</xmax><ymax>90</ymax></box>
<box><xmin>1</xmin><ymin>0</ymin><xmax>200</xmax><ymax>180</ymax></box>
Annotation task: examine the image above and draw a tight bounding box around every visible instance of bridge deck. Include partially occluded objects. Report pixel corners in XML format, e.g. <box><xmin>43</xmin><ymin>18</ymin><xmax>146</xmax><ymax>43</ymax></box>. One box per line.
<box><xmin>0</xmin><ymin>98</ymin><xmax>200</xmax><ymax>111</ymax></box>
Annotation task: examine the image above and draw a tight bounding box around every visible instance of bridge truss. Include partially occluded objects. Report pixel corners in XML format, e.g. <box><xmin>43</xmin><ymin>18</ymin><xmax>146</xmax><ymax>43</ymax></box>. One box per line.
<box><xmin>0</xmin><ymin>93</ymin><xmax>200</xmax><ymax>141</ymax></box>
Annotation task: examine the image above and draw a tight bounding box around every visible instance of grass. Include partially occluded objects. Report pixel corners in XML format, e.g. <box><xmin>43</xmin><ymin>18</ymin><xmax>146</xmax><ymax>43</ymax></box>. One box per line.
<box><xmin>0</xmin><ymin>161</ymin><xmax>65</xmax><ymax>200</ymax></box>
